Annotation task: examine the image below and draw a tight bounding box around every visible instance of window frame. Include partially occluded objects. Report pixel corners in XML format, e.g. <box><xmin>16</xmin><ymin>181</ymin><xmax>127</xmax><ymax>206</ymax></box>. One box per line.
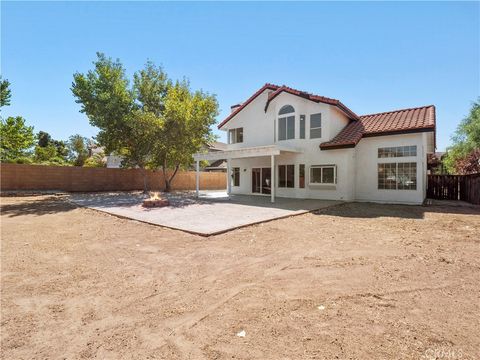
<box><xmin>278</xmin><ymin>164</ymin><xmax>295</xmax><ymax>188</ymax></box>
<box><xmin>228</xmin><ymin>128</ymin><xmax>244</xmax><ymax>144</ymax></box>
<box><xmin>309</xmin><ymin>113</ymin><xmax>322</xmax><ymax>139</ymax></box>
<box><xmin>278</xmin><ymin>105</ymin><xmax>295</xmax><ymax>141</ymax></box>
<box><xmin>309</xmin><ymin>165</ymin><xmax>336</xmax><ymax>185</ymax></box>
<box><xmin>232</xmin><ymin>167</ymin><xmax>240</xmax><ymax>187</ymax></box>
<box><xmin>378</xmin><ymin>145</ymin><xmax>417</xmax><ymax>158</ymax></box>
<box><xmin>299</xmin><ymin>115</ymin><xmax>306</xmax><ymax>139</ymax></box>
<box><xmin>299</xmin><ymin>164</ymin><xmax>305</xmax><ymax>188</ymax></box>
<box><xmin>377</xmin><ymin>162</ymin><xmax>417</xmax><ymax>190</ymax></box>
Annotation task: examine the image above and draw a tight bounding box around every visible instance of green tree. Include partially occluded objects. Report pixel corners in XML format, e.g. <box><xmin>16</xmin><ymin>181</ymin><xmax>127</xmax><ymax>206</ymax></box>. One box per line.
<box><xmin>0</xmin><ymin>116</ymin><xmax>35</xmax><ymax>161</ymax></box>
<box><xmin>83</xmin><ymin>152</ymin><xmax>106</xmax><ymax>167</ymax></box>
<box><xmin>37</xmin><ymin>131</ymin><xmax>52</xmax><ymax>147</ymax></box>
<box><xmin>443</xmin><ymin>100</ymin><xmax>480</xmax><ymax>173</ymax></box>
<box><xmin>152</xmin><ymin>80</ymin><xmax>218</xmax><ymax>191</ymax></box>
<box><xmin>72</xmin><ymin>53</ymin><xmax>135</xmax><ymax>153</ymax></box>
<box><xmin>34</xmin><ymin>131</ymin><xmax>69</xmax><ymax>164</ymax></box>
<box><xmin>72</xmin><ymin>53</ymin><xmax>217</xmax><ymax>192</ymax></box>
<box><xmin>68</xmin><ymin>134</ymin><xmax>89</xmax><ymax>166</ymax></box>
<box><xmin>121</xmin><ymin>111</ymin><xmax>164</xmax><ymax>190</ymax></box>
<box><xmin>34</xmin><ymin>144</ymin><xmax>58</xmax><ymax>162</ymax></box>
<box><xmin>0</xmin><ymin>77</ymin><xmax>12</xmax><ymax>109</ymax></box>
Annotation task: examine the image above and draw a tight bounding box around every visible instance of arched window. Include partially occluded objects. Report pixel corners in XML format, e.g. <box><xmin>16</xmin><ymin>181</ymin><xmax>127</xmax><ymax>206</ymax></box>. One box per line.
<box><xmin>278</xmin><ymin>105</ymin><xmax>295</xmax><ymax>140</ymax></box>
<box><xmin>279</xmin><ymin>105</ymin><xmax>295</xmax><ymax>115</ymax></box>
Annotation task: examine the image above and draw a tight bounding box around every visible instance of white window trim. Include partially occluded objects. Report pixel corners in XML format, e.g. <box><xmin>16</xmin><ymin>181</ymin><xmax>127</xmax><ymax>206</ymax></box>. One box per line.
<box><xmin>309</xmin><ymin>165</ymin><xmax>337</xmax><ymax>185</ymax></box>
<box><xmin>309</xmin><ymin>113</ymin><xmax>322</xmax><ymax>139</ymax></box>
<box><xmin>377</xmin><ymin>162</ymin><xmax>417</xmax><ymax>190</ymax></box>
<box><xmin>277</xmin><ymin>108</ymin><xmax>295</xmax><ymax>141</ymax></box>
<box><xmin>228</xmin><ymin>128</ymin><xmax>243</xmax><ymax>144</ymax></box>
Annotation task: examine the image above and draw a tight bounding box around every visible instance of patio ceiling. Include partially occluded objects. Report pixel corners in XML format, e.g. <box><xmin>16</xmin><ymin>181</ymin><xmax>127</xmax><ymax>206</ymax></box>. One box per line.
<box><xmin>193</xmin><ymin>144</ymin><xmax>303</xmax><ymax>161</ymax></box>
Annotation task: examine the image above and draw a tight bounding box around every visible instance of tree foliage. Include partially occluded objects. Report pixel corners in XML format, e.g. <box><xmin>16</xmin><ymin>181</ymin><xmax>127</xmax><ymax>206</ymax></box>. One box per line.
<box><xmin>151</xmin><ymin>80</ymin><xmax>218</xmax><ymax>191</ymax></box>
<box><xmin>72</xmin><ymin>53</ymin><xmax>135</xmax><ymax>154</ymax></box>
<box><xmin>83</xmin><ymin>152</ymin><xmax>106</xmax><ymax>167</ymax></box>
<box><xmin>33</xmin><ymin>131</ymin><xmax>69</xmax><ymax>164</ymax></box>
<box><xmin>68</xmin><ymin>134</ymin><xmax>89</xmax><ymax>166</ymax></box>
<box><xmin>0</xmin><ymin>116</ymin><xmax>35</xmax><ymax>161</ymax></box>
<box><xmin>72</xmin><ymin>53</ymin><xmax>218</xmax><ymax>191</ymax></box>
<box><xmin>0</xmin><ymin>77</ymin><xmax>12</xmax><ymax>109</ymax></box>
<box><xmin>443</xmin><ymin>100</ymin><xmax>480</xmax><ymax>174</ymax></box>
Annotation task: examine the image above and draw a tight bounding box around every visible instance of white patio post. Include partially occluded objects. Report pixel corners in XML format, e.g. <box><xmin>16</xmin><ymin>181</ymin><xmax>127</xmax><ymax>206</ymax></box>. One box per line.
<box><xmin>195</xmin><ymin>160</ymin><xmax>200</xmax><ymax>197</ymax></box>
<box><xmin>271</xmin><ymin>154</ymin><xmax>275</xmax><ymax>203</ymax></box>
<box><xmin>226</xmin><ymin>158</ymin><xmax>232</xmax><ymax>195</ymax></box>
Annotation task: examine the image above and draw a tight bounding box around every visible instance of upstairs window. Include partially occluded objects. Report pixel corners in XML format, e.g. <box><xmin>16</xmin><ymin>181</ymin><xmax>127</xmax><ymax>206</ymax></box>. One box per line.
<box><xmin>278</xmin><ymin>105</ymin><xmax>295</xmax><ymax>141</ymax></box>
<box><xmin>279</xmin><ymin>105</ymin><xmax>295</xmax><ymax>115</ymax></box>
<box><xmin>310</xmin><ymin>113</ymin><xmax>322</xmax><ymax>139</ymax></box>
<box><xmin>228</xmin><ymin>128</ymin><xmax>243</xmax><ymax>144</ymax></box>
<box><xmin>299</xmin><ymin>115</ymin><xmax>306</xmax><ymax>139</ymax></box>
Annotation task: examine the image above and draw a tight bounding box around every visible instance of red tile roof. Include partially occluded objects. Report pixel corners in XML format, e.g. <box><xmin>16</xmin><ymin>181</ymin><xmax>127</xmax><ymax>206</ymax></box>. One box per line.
<box><xmin>264</xmin><ymin>86</ymin><xmax>359</xmax><ymax>120</ymax></box>
<box><xmin>217</xmin><ymin>84</ymin><xmax>279</xmax><ymax>129</ymax></box>
<box><xmin>320</xmin><ymin>105</ymin><xmax>436</xmax><ymax>150</ymax></box>
<box><xmin>217</xmin><ymin>83</ymin><xmax>359</xmax><ymax>129</ymax></box>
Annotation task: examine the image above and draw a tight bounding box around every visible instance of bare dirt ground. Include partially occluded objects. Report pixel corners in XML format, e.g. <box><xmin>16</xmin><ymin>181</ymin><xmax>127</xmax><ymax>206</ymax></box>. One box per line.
<box><xmin>1</xmin><ymin>195</ymin><xmax>479</xmax><ymax>360</ymax></box>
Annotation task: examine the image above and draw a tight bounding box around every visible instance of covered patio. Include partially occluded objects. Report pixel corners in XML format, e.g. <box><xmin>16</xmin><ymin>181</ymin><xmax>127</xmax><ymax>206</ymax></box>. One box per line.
<box><xmin>193</xmin><ymin>145</ymin><xmax>303</xmax><ymax>203</ymax></box>
<box><xmin>69</xmin><ymin>191</ymin><xmax>341</xmax><ymax>236</ymax></box>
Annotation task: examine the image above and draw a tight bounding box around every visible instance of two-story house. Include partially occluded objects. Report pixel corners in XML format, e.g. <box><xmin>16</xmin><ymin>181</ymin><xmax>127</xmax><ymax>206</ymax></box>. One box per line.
<box><xmin>194</xmin><ymin>84</ymin><xmax>436</xmax><ymax>204</ymax></box>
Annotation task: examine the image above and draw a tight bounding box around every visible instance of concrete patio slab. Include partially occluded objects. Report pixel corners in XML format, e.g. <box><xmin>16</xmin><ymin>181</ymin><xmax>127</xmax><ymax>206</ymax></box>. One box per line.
<box><xmin>68</xmin><ymin>191</ymin><xmax>342</xmax><ymax>236</ymax></box>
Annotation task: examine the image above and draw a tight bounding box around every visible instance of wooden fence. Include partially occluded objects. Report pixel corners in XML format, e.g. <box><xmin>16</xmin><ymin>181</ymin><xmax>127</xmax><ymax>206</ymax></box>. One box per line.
<box><xmin>0</xmin><ymin>163</ymin><xmax>226</xmax><ymax>193</ymax></box>
<box><xmin>427</xmin><ymin>173</ymin><xmax>480</xmax><ymax>205</ymax></box>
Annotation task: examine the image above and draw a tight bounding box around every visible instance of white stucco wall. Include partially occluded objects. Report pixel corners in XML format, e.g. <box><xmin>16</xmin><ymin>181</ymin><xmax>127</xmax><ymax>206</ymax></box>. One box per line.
<box><xmin>230</xmin><ymin>148</ymin><xmax>355</xmax><ymax>201</ymax></box>
<box><xmin>354</xmin><ymin>133</ymin><xmax>428</xmax><ymax>204</ymax></box>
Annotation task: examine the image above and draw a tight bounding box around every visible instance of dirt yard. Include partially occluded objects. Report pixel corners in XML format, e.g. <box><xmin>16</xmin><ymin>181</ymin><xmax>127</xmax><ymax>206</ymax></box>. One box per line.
<box><xmin>1</xmin><ymin>195</ymin><xmax>479</xmax><ymax>359</ymax></box>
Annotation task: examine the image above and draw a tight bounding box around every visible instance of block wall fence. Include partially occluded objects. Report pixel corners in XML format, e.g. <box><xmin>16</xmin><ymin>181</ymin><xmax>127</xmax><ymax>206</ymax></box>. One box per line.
<box><xmin>0</xmin><ymin>163</ymin><xmax>226</xmax><ymax>192</ymax></box>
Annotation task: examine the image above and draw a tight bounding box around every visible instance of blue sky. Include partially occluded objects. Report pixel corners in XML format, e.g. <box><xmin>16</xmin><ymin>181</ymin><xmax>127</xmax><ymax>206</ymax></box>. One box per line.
<box><xmin>1</xmin><ymin>1</ymin><xmax>479</xmax><ymax>151</ymax></box>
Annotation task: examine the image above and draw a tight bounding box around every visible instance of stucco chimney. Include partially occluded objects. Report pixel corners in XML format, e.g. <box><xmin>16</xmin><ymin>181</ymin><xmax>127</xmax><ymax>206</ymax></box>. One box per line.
<box><xmin>231</xmin><ymin>104</ymin><xmax>241</xmax><ymax>113</ymax></box>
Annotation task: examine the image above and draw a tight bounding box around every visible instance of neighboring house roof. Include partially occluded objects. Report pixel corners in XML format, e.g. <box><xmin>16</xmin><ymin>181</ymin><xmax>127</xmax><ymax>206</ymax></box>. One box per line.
<box><xmin>218</xmin><ymin>83</ymin><xmax>359</xmax><ymax>129</ymax></box>
<box><xmin>207</xmin><ymin>159</ymin><xmax>227</xmax><ymax>168</ymax></box>
<box><xmin>207</xmin><ymin>141</ymin><xmax>228</xmax><ymax>151</ymax></box>
<box><xmin>320</xmin><ymin>105</ymin><xmax>436</xmax><ymax>150</ymax></box>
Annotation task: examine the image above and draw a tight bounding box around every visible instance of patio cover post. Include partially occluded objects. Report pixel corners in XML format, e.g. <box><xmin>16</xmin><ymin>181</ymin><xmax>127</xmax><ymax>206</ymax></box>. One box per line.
<box><xmin>271</xmin><ymin>154</ymin><xmax>275</xmax><ymax>203</ymax></box>
<box><xmin>195</xmin><ymin>160</ymin><xmax>200</xmax><ymax>197</ymax></box>
<box><xmin>226</xmin><ymin>158</ymin><xmax>231</xmax><ymax>194</ymax></box>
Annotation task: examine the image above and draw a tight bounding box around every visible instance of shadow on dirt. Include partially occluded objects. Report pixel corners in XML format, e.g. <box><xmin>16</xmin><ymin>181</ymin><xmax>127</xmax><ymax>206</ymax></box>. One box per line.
<box><xmin>0</xmin><ymin>196</ymin><xmax>77</xmax><ymax>217</ymax></box>
<box><xmin>314</xmin><ymin>201</ymin><xmax>480</xmax><ymax>219</ymax></box>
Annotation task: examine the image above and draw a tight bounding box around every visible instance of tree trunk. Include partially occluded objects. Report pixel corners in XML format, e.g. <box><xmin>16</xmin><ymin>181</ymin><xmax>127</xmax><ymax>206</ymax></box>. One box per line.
<box><xmin>141</xmin><ymin>167</ymin><xmax>148</xmax><ymax>194</ymax></box>
<box><xmin>162</xmin><ymin>163</ymin><xmax>170</xmax><ymax>192</ymax></box>
<box><xmin>162</xmin><ymin>163</ymin><xmax>179</xmax><ymax>193</ymax></box>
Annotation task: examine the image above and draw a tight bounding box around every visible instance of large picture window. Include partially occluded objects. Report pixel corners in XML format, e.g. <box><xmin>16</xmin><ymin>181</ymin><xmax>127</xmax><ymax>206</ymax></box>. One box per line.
<box><xmin>378</xmin><ymin>162</ymin><xmax>416</xmax><ymax>190</ymax></box>
<box><xmin>278</xmin><ymin>105</ymin><xmax>295</xmax><ymax>141</ymax></box>
<box><xmin>278</xmin><ymin>164</ymin><xmax>294</xmax><ymax>188</ymax></box>
<box><xmin>310</xmin><ymin>165</ymin><xmax>336</xmax><ymax>185</ymax></box>
<box><xmin>310</xmin><ymin>113</ymin><xmax>322</xmax><ymax>139</ymax></box>
<box><xmin>228</xmin><ymin>128</ymin><xmax>243</xmax><ymax>144</ymax></box>
<box><xmin>378</xmin><ymin>145</ymin><xmax>417</xmax><ymax>158</ymax></box>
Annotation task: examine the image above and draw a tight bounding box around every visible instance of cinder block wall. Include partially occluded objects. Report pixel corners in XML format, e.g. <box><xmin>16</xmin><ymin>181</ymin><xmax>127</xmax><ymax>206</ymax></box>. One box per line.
<box><xmin>0</xmin><ymin>164</ymin><xmax>226</xmax><ymax>192</ymax></box>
